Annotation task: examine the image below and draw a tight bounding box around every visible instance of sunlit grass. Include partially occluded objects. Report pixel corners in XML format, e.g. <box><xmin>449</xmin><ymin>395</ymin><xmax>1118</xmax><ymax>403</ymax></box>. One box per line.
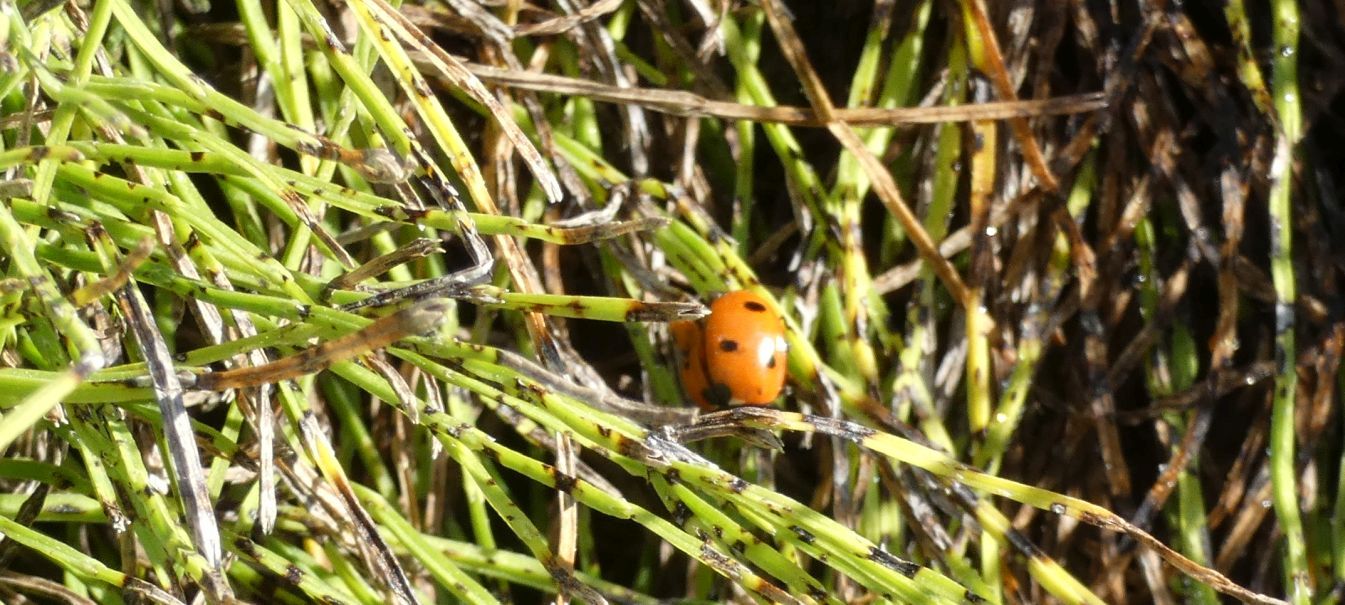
<box><xmin>0</xmin><ymin>0</ymin><xmax>1332</xmax><ymax>603</ymax></box>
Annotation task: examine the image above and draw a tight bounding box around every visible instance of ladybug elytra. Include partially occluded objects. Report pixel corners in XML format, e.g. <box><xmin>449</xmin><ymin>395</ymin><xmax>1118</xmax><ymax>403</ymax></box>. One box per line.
<box><xmin>672</xmin><ymin>290</ymin><xmax>788</xmax><ymax>410</ymax></box>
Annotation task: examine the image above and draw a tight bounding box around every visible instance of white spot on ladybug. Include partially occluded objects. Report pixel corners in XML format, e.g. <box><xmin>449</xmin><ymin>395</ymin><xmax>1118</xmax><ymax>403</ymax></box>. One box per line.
<box><xmin>756</xmin><ymin>337</ymin><xmax>777</xmax><ymax>368</ymax></box>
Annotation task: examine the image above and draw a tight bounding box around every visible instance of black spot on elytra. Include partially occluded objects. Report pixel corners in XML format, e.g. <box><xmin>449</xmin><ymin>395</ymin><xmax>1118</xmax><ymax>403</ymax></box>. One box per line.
<box><xmin>719</xmin><ymin>339</ymin><xmax>739</xmax><ymax>352</ymax></box>
<box><xmin>744</xmin><ymin>301</ymin><xmax>767</xmax><ymax>312</ymax></box>
<box><xmin>703</xmin><ymin>382</ymin><xmax>732</xmax><ymax>407</ymax></box>
<box><xmin>767</xmin><ymin>356</ymin><xmax>777</xmax><ymax>369</ymax></box>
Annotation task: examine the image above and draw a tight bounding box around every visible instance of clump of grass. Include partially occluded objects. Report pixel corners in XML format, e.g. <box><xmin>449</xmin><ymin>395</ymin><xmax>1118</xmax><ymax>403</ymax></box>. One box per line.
<box><xmin>0</xmin><ymin>0</ymin><xmax>1339</xmax><ymax>603</ymax></box>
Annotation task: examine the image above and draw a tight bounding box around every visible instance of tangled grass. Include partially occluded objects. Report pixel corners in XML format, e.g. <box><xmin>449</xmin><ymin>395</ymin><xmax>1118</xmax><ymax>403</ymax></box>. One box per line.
<box><xmin>0</xmin><ymin>0</ymin><xmax>1341</xmax><ymax>603</ymax></box>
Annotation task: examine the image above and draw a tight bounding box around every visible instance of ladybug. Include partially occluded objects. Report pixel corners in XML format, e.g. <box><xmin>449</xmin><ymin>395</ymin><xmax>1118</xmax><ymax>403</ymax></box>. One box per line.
<box><xmin>671</xmin><ymin>290</ymin><xmax>788</xmax><ymax>410</ymax></box>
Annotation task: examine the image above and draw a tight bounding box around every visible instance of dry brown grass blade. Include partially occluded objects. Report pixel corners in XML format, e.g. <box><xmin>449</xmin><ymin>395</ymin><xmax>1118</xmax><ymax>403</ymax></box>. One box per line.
<box><xmin>363</xmin><ymin>0</ymin><xmax>564</xmax><ymax>203</ymax></box>
<box><xmin>757</xmin><ymin>0</ymin><xmax>970</xmax><ymax>307</ymax></box>
<box><xmin>552</xmin><ymin>432</ymin><xmax>579</xmax><ymax>605</ymax></box>
<box><xmin>462</xmin><ymin>60</ymin><xmax>1106</xmax><ymax>126</ymax></box>
<box><xmin>194</xmin><ymin>299</ymin><xmax>450</xmax><ymax>391</ymax></box>
<box><xmin>962</xmin><ymin>0</ymin><xmax>1059</xmax><ymax>192</ymax></box>
<box><xmin>326</xmin><ymin>238</ymin><xmax>442</xmax><ymax>293</ymax></box>
<box><xmin>1102</xmin><ymin>512</ymin><xmax>1286</xmax><ymax>605</ymax></box>
<box><xmin>0</xmin><ymin>572</ymin><xmax>100</xmax><ymax>605</ymax></box>
<box><xmin>514</xmin><ymin>0</ymin><xmax>623</xmax><ymax>36</ymax></box>
<box><xmin>68</xmin><ymin>237</ymin><xmax>153</xmax><ymax>306</ymax></box>
<box><xmin>91</xmin><ymin>226</ymin><xmax>229</xmax><ymax>594</ymax></box>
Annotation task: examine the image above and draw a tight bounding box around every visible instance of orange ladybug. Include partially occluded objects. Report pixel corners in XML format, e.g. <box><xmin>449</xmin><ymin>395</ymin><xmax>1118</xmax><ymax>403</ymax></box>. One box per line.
<box><xmin>672</xmin><ymin>290</ymin><xmax>788</xmax><ymax>410</ymax></box>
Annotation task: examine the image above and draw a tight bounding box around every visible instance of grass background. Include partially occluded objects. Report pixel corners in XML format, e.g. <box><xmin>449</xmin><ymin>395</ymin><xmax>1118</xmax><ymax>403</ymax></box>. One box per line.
<box><xmin>0</xmin><ymin>0</ymin><xmax>1340</xmax><ymax>603</ymax></box>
